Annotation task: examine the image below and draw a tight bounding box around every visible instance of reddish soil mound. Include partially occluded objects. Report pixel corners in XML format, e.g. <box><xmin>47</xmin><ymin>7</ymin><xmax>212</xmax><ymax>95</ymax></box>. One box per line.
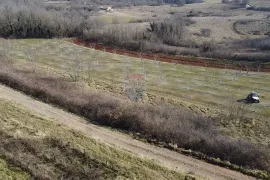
<box><xmin>72</xmin><ymin>39</ymin><xmax>270</xmax><ymax>73</ymax></box>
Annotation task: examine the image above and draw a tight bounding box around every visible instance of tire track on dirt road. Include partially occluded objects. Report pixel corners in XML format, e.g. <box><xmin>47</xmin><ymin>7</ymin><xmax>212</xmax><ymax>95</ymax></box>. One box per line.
<box><xmin>0</xmin><ymin>84</ymin><xmax>255</xmax><ymax>180</ymax></box>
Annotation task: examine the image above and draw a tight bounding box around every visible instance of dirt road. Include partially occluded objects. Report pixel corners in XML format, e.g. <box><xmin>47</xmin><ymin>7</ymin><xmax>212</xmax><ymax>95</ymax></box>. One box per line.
<box><xmin>0</xmin><ymin>84</ymin><xmax>255</xmax><ymax>180</ymax></box>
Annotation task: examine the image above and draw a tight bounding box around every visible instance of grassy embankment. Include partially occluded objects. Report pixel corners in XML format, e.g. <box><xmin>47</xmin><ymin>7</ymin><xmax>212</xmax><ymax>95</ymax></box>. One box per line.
<box><xmin>0</xmin><ymin>98</ymin><xmax>189</xmax><ymax>180</ymax></box>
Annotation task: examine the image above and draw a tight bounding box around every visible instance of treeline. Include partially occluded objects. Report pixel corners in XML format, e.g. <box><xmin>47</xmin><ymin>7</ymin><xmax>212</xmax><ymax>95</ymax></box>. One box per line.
<box><xmin>60</xmin><ymin>0</ymin><xmax>203</xmax><ymax>6</ymax></box>
<box><xmin>222</xmin><ymin>0</ymin><xmax>249</xmax><ymax>5</ymax></box>
<box><xmin>0</xmin><ymin>1</ymin><xmax>86</xmax><ymax>38</ymax></box>
<box><xmin>234</xmin><ymin>37</ymin><xmax>270</xmax><ymax>51</ymax></box>
<box><xmin>164</xmin><ymin>0</ymin><xmax>203</xmax><ymax>5</ymax></box>
<box><xmin>0</xmin><ymin>2</ymin><xmax>198</xmax><ymax>58</ymax></box>
<box><xmin>0</xmin><ymin>0</ymin><xmax>201</xmax><ymax>40</ymax></box>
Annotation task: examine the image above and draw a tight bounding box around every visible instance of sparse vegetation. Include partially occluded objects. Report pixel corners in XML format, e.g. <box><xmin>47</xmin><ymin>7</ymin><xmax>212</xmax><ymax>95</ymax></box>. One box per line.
<box><xmin>222</xmin><ymin>0</ymin><xmax>249</xmax><ymax>6</ymax></box>
<box><xmin>0</xmin><ymin>0</ymin><xmax>270</xmax><ymax>178</ymax></box>
<box><xmin>200</xmin><ymin>28</ymin><xmax>212</xmax><ymax>37</ymax></box>
<box><xmin>234</xmin><ymin>37</ymin><xmax>270</xmax><ymax>51</ymax></box>
<box><xmin>0</xmin><ymin>98</ymin><xmax>188</xmax><ymax>180</ymax></box>
<box><xmin>0</xmin><ymin>0</ymin><xmax>269</xmax><ymax>63</ymax></box>
<box><xmin>0</xmin><ymin>61</ymin><xmax>269</xmax><ymax>176</ymax></box>
<box><xmin>0</xmin><ymin>158</ymin><xmax>30</xmax><ymax>179</ymax></box>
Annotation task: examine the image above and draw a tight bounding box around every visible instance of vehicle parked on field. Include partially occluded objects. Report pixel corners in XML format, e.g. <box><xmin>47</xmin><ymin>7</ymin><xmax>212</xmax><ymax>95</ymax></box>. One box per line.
<box><xmin>246</xmin><ymin>92</ymin><xmax>260</xmax><ymax>103</ymax></box>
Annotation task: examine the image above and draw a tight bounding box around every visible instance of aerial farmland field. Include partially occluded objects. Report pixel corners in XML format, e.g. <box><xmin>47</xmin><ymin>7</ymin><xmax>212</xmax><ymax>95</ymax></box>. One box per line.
<box><xmin>2</xmin><ymin>39</ymin><xmax>270</xmax><ymax>116</ymax></box>
<box><xmin>1</xmin><ymin>38</ymin><xmax>270</xmax><ymax>146</ymax></box>
<box><xmin>1</xmin><ymin>0</ymin><xmax>270</xmax><ymax>179</ymax></box>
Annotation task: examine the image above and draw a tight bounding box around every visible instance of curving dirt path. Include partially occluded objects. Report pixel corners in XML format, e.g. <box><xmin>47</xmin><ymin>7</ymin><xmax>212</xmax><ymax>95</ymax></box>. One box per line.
<box><xmin>0</xmin><ymin>84</ymin><xmax>255</xmax><ymax>180</ymax></box>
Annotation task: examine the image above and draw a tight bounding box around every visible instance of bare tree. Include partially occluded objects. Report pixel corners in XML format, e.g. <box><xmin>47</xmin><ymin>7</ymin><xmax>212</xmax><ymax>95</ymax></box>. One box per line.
<box><xmin>233</xmin><ymin>71</ymin><xmax>240</xmax><ymax>81</ymax></box>
<box><xmin>102</xmin><ymin>47</ymin><xmax>106</xmax><ymax>57</ymax></box>
<box><xmin>223</xmin><ymin>60</ymin><xmax>229</xmax><ymax>74</ymax></box>
<box><xmin>125</xmin><ymin>74</ymin><xmax>146</xmax><ymax>102</ymax></box>
<box><xmin>256</xmin><ymin>63</ymin><xmax>262</xmax><ymax>73</ymax></box>
<box><xmin>87</xmin><ymin>57</ymin><xmax>93</xmax><ymax>81</ymax></box>
<box><xmin>153</xmin><ymin>54</ymin><xmax>158</xmax><ymax>65</ymax></box>
<box><xmin>139</xmin><ymin>53</ymin><xmax>143</xmax><ymax>61</ymax></box>
<box><xmin>172</xmin><ymin>61</ymin><xmax>177</xmax><ymax>71</ymax></box>
<box><xmin>239</xmin><ymin>63</ymin><xmax>244</xmax><ymax>74</ymax></box>
<box><xmin>69</xmin><ymin>51</ymin><xmax>82</xmax><ymax>82</ymax></box>
<box><xmin>244</xmin><ymin>63</ymin><xmax>251</xmax><ymax>75</ymax></box>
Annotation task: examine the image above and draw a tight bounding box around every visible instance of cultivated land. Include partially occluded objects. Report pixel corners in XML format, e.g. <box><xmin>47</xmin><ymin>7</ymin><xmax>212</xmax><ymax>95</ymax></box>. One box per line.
<box><xmin>0</xmin><ymin>92</ymin><xmax>193</xmax><ymax>180</ymax></box>
<box><xmin>0</xmin><ymin>0</ymin><xmax>270</xmax><ymax>178</ymax></box>
<box><xmin>0</xmin><ymin>84</ymin><xmax>257</xmax><ymax>180</ymax></box>
<box><xmin>1</xmin><ymin>38</ymin><xmax>270</xmax><ymax>147</ymax></box>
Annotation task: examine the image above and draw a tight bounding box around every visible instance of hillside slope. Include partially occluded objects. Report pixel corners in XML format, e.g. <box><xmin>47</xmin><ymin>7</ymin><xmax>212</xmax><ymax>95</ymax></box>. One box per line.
<box><xmin>0</xmin><ymin>96</ymin><xmax>189</xmax><ymax>180</ymax></box>
<box><xmin>0</xmin><ymin>84</ymin><xmax>255</xmax><ymax>180</ymax></box>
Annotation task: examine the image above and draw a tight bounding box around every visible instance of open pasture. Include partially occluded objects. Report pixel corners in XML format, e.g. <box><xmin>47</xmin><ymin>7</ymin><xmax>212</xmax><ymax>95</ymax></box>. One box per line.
<box><xmin>1</xmin><ymin>38</ymin><xmax>270</xmax><ymax>120</ymax></box>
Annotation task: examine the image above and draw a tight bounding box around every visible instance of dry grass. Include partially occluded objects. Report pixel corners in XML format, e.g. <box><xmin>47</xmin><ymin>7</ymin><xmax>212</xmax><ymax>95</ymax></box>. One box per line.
<box><xmin>0</xmin><ymin>98</ymin><xmax>188</xmax><ymax>180</ymax></box>
<box><xmin>2</xmin><ymin>39</ymin><xmax>270</xmax><ymax>119</ymax></box>
<box><xmin>0</xmin><ymin>61</ymin><xmax>269</xmax><ymax>176</ymax></box>
<box><xmin>0</xmin><ymin>157</ymin><xmax>30</xmax><ymax>179</ymax></box>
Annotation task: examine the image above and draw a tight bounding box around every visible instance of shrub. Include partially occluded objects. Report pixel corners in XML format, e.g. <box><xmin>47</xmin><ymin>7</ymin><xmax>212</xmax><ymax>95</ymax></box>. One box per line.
<box><xmin>200</xmin><ymin>28</ymin><xmax>211</xmax><ymax>37</ymax></box>
<box><xmin>234</xmin><ymin>37</ymin><xmax>270</xmax><ymax>51</ymax></box>
<box><xmin>146</xmin><ymin>15</ymin><xmax>191</xmax><ymax>46</ymax></box>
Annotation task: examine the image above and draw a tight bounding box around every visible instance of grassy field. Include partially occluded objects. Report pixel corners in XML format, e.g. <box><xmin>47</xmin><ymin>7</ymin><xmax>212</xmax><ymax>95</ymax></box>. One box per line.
<box><xmin>100</xmin><ymin>13</ymin><xmax>135</xmax><ymax>23</ymax></box>
<box><xmin>0</xmin><ymin>97</ymin><xmax>190</xmax><ymax>179</ymax></box>
<box><xmin>0</xmin><ymin>38</ymin><xmax>270</xmax><ymax>145</ymax></box>
<box><xmin>0</xmin><ymin>158</ymin><xmax>30</xmax><ymax>179</ymax></box>
<box><xmin>2</xmin><ymin>39</ymin><xmax>270</xmax><ymax>115</ymax></box>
